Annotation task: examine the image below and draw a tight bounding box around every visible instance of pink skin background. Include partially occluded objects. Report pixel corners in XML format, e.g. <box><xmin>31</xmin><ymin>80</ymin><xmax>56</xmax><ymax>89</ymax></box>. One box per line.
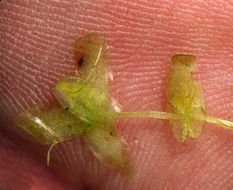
<box><xmin>0</xmin><ymin>0</ymin><xmax>233</xmax><ymax>189</ymax></box>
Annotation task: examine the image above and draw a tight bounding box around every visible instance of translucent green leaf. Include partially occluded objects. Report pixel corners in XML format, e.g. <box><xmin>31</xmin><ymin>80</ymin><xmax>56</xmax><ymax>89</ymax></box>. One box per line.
<box><xmin>54</xmin><ymin>77</ymin><xmax>117</xmax><ymax>128</ymax></box>
<box><xmin>166</xmin><ymin>55</ymin><xmax>206</xmax><ymax>141</ymax></box>
<box><xmin>75</xmin><ymin>33</ymin><xmax>110</xmax><ymax>91</ymax></box>
<box><xmin>14</xmin><ymin>106</ymin><xmax>86</xmax><ymax>145</ymax></box>
<box><xmin>85</xmin><ymin>127</ymin><xmax>134</xmax><ymax>177</ymax></box>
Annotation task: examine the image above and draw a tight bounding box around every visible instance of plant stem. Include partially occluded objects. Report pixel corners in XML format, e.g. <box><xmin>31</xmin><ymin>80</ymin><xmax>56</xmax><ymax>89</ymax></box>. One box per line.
<box><xmin>119</xmin><ymin>111</ymin><xmax>233</xmax><ymax>130</ymax></box>
<box><xmin>205</xmin><ymin>115</ymin><xmax>233</xmax><ymax>130</ymax></box>
<box><xmin>47</xmin><ymin>141</ymin><xmax>58</xmax><ymax>166</ymax></box>
<box><xmin>119</xmin><ymin>111</ymin><xmax>181</xmax><ymax>120</ymax></box>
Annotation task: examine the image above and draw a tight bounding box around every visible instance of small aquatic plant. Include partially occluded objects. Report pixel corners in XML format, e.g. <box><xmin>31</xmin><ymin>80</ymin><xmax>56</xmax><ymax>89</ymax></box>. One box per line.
<box><xmin>14</xmin><ymin>33</ymin><xmax>233</xmax><ymax>177</ymax></box>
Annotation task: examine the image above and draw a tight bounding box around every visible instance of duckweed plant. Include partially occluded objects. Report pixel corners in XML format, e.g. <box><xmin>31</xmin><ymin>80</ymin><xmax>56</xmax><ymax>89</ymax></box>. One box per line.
<box><xmin>14</xmin><ymin>33</ymin><xmax>233</xmax><ymax>177</ymax></box>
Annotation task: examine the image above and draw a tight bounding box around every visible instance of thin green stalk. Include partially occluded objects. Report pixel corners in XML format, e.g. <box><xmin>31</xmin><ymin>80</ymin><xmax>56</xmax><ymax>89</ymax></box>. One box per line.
<box><xmin>205</xmin><ymin>115</ymin><xmax>233</xmax><ymax>130</ymax></box>
<box><xmin>119</xmin><ymin>111</ymin><xmax>180</xmax><ymax>120</ymax></box>
<box><xmin>119</xmin><ymin>111</ymin><xmax>233</xmax><ymax>130</ymax></box>
<box><xmin>47</xmin><ymin>141</ymin><xmax>58</xmax><ymax>166</ymax></box>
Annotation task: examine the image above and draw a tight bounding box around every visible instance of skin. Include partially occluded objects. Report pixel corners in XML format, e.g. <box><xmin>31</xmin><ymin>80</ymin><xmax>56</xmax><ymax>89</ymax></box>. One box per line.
<box><xmin>0</xmin><ymin>0</ymin><xmax>233</xmax><ymax>189</ymax></box>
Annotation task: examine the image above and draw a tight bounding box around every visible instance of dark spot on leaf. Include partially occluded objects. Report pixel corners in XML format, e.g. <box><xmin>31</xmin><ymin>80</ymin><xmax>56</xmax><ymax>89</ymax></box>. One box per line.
<box><xmin>78</xmin><ymin>57</ymin><xmax>85</xmax><ymax>67</ymax></box>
